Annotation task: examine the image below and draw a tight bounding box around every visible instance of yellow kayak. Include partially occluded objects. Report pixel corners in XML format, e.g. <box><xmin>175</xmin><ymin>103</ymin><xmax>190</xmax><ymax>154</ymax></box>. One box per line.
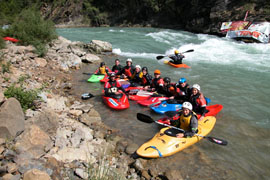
<box><xmin>136</xmin><ymin>116</ymin><xmax>216</xmax><ymax>158</ymax></box>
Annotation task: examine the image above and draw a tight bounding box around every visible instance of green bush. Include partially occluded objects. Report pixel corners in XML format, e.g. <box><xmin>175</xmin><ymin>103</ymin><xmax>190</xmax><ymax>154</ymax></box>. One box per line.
<box><xmin>1</xmin><ymin>61</ymin><xmax>11</xmax><ymax>74</ymax></box>
<box><xmin>6</xmin><ymin>8</ymin><xmax>57</xmax><ymax>56</ymax></box>
<box><xmin>0</xmin><ymin>29</ymin><xmax>5</xmax><ymax>49</ymax></box>
<box><xmin>4</xmin><ymin>85</ymin><xmax>39</xmax><ymax>111</ymax></box>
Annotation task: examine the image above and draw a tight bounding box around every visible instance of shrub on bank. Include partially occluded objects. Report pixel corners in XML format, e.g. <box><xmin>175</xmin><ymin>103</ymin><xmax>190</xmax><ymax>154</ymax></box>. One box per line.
<box><xmin>0</xmin><ymin>29</ymin><xmax>5</xmax><ymax>49</ymax></box>
<box><xmin>4</xmin><ymin>85</ymin><xmax>39</xmax><ymax>111</ymax></box>
<box><xmin>5</xmin><ymin>8</ymin><xmax>57</xmax><ymax>57</ymax></box>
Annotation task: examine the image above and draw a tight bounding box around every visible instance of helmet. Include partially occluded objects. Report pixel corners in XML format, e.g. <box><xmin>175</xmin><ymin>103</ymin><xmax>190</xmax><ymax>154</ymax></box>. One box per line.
<box><xmin>174</xmin><ymin>50</ymin><xmax>179</xmax><ymax>54</ymax></box>
<box><xmin>100</xmin><ymin>62</ymin><xmax>105</xmax><ymax>66</ymax></box>
<box><xmin>192</xmin><ymin>84</ymin><xmax>200</xmax><ymax>91</ymax></box>
<box><xmin>163</xmin><ymin>77</ymin><xmax>171</xmax><ymax>83</ymax></box>
<box><xmin>182</xmin><ymin>101</ymin><xmax>192</xmax><ymax>111</ymax></box>
<box><xmin>109</xmin><ymin>72</ymin><xmax>116</xmax><ymax>77</ymax></box>
<box><xmin>179</xmin><ymin>77</ymin><xmax>186</xmax><ymax>84</ymax></box>
<box><xmin>154</xmin><ymin>69</ymin><xmax>161</xmax><ymax>75</ymax></box>
<box><xmin>142</xmin><ymin>67</ymin><xmax>148</xmax><ymax>72</ymax></box>
<box><xmin>135</xmin><ymin>65</ymin><xmax>141</xmax><ymax>69</ymax></box>
<box><xmin>126</xmin><ymin>58</ymin><xmax>132</xmax><ymax>63</ymax></box>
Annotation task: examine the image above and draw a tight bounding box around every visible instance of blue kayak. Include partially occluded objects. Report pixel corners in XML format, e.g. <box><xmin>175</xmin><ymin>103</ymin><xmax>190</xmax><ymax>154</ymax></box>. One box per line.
<box><xmin>151</xmin><ymin>97</ymin><xmax>211</xmax><ymax>115</ymax></box>
<box><xmin>151</xmin><ymin>100</ymin><xmax>182</xmax><ymax>114</ymax></box>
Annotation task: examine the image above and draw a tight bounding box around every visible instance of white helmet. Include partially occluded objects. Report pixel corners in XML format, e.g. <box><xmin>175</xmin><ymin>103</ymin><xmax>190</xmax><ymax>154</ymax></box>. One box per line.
<box><xmin>182</xmin><ymin>102</ymin><xmax>192</xmax><ymax>111</ymax></box>
<box><xmin>135</xmin><ymin>65</ymin><xmax>141</xmax><ymax>69</ymax></box>
<box><xmin>192</xmin><ymin>84</ymin><xmax>200</xmax><ymax>91</ymax></box>
<box><xmin>126</xmin><ymin>58</ymin><xmax>132</xmax><ymax>63</ymax></box>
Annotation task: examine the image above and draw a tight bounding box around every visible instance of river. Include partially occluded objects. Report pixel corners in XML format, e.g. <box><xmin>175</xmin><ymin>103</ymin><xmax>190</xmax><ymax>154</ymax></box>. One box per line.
<box><xmin>57</xmin><ymin>27</ymin><xmax>270</xmax><ymax>179</ymax></box>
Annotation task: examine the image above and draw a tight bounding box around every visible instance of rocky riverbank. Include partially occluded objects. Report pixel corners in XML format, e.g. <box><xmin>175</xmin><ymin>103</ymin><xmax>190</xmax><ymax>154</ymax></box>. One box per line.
<box><xmin>0</xmin><ymin>37</ymin><xmax>186</xmax><ymax>180</ymax></box>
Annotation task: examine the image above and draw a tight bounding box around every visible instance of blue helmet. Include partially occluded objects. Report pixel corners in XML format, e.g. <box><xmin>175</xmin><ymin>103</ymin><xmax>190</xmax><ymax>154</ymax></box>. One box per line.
<box><xmin>179</xmin><ymin>77</ymin><xmax>186</xmax><ymax>84</ymax></box>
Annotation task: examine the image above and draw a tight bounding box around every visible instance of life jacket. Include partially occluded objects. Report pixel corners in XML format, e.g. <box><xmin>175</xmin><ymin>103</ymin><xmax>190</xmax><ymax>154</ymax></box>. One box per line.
<box><xmin>176</xmin><ymin>83</ymin><xmax>190</xmax><ymax>96</ymax></box>
<box><xmin>141</xmin><ymin>74</ymin><xmax>152</xmax><ymax>86</ymax></box>
<box><xmin>124</xmin><ymin>66</ymin><xmax>133</xmax><ymax>77</ymax></box>
<box><xmin>131</xmin><ymin>71</ymin><xmax>143</xmax><ymax>82</ymax></box>
<box><xmin>190</xmin><ymin>93</ymin><xmax>206</xmax><ymax>112</ymax></box>
<box><xmin>104</xmin><ymin>80</ymin><xmax>121</xmax><ymax>89</ymax></box>
<box><xmin>112</xmin><ymin>65</ymin><xmax>122</xmax><ymax>74</ymax></box>
<box><xmin>178</xmin><ymin>111</ymin><xmax>197</xmax><ymax>131</ymax></box>
<box><xmin>98</xmin><ymin>66</ymin><xmax>106</xmax><ymax>75</ymax></box>
<box><xmin>151</xmin><ymin>77</ymin><xmax>164</xmax><ymax>89</ymax></box>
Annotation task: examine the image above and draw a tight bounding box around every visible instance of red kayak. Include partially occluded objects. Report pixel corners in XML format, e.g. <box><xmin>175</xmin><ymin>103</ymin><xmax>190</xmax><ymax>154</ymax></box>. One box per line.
<box><xmin>158</xmin><ymin>104</ymin><xmax>223</xmax><ymax>125</ymax></box>
<box><xmin>102</xmin><ymin>92</ymin><xmax>129</xmax><ymax>110</ymax></box>
<box><xmin>137</xmin><ymin>96</ymin><xmax>169</xmax><ymax>106</ymax></box>
<box><xmin>128</xmin><ymin>90</ymin><xmax>153</xmax><ymax>101</ymax></box>
<box><xmin>3</xmin><ymin>37</ymin><xmax>19</xmax><ymax>43</ymax></box>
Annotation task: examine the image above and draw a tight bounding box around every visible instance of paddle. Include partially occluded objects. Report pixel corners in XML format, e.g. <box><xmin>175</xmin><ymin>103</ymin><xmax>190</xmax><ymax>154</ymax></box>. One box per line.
<box><xmin>137</xmin><ymin>113</ymin><xmax>228</xmax><ymax>146</ymax></box>
<box><xmin>82</xmin><ymin>72</ymin><xmax>93</xmax><ymax>75</ymax></box>
<box><xmin>156</xmin><ymin>49</ymin><xmax>194</xmax><ymax>60</ymax></box>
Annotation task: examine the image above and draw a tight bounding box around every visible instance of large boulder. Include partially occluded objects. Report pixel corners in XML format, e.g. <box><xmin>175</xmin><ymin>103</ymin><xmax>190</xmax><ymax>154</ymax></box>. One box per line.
<box><xmin>15</xmin><ymin>125</ymin><xmax>51</xmax><ymax>158</ymax></box>
<box><xmin>85</xmin><ymin>40</ymin><xmax>112</xmax><ymax>54</ymax></box>
<box><xmin>27</xmin><ymin>110</ymin><xmax>59</xmax><ymax>136</ymax></box>
<box><xmin>23</xmin><ymin>169</ymin><xmax>51</xmax><ymax>180</ymax></box>
<box><xmin>0</xmin><ymin>98</ymin><xmax>25</xmax><ymax>139</ymax></box>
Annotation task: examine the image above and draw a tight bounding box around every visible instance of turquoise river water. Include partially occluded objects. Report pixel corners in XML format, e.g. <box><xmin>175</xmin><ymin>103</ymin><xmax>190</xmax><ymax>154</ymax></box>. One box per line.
<box><xmin>57</xmin><ymin>27</ymin><xmax>270</xmax><ymax>180</ymax></box>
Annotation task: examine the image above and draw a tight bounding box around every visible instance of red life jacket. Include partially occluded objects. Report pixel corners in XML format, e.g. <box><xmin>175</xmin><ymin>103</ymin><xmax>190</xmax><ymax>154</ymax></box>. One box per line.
<box><xmin>124</xmin><ymin>67</ymin><xmax>132</xmax><ymax>77</ymax></box>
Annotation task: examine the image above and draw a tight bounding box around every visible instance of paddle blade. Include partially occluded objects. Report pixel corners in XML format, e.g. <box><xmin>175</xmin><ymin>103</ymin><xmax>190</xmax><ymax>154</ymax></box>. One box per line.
<box><xmin>164</xmin><ymin>111</ymin><xmax>178</xmax><ymax>118</ymax></box>
<box><xmin>156</xmin><ymin>55</ymin><xmax>165</xmax><ymax>60</ymax></box>
<box><xmin>206</xmin><ymin>136</ymin><xmax>228</xmax><ymax>146</ymax></box>
<box><xmin>137</xmin><ymin>113</ymin><xmax>154</xmax><ymax>123</ymax></box>
<box><xmin>183</xmin><ymin>49</ymin><xmax>194</xmax><ymax>53</ymax></box>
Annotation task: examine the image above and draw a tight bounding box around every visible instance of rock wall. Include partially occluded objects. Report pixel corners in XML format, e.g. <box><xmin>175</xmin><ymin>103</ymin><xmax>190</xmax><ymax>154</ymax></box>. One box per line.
<box><xmin>41</xmin><ymin>0</ymin><xmax>270</xmax><ymax>35</ymax></box>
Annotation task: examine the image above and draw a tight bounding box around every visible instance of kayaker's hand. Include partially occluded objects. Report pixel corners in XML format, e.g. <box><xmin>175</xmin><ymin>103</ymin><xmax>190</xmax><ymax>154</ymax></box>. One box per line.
<box><xmin>199</xmin><ymin>116</ymin><xmax>204</xmax><ymax>121</ymax></box>
<box><xmin>169</xmin><ymin>96</ymin><xmax>174</xmax><ymax>99</ymax></box>
<box><xmin>176</xmin><ymin>133</ymin><xmax>184</xmax><ymax>138</ymax></box>
<box><xmin>115</xmin><ymin>92</ymin><xmax>120</xmax><ymax>95</ymax></box>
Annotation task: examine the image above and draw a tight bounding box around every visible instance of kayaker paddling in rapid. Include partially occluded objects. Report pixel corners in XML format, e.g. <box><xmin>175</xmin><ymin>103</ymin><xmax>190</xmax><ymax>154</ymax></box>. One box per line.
<box><xmin>169</xmin><ymin>102</ymin><xmax>198</xmax><ymax>138</ymax></box>
<box><xmin>104</xmin><ymin>73</ymin><xmax>126</xmax><ymax>98</ymax></box>
<box><xmin>112</xmin><ymin>59</ymin><xmax>123</xmax><ymax>75</ymax></box>
<box><xmin>188</xmin><ymin>84</ymin><xmax>208</xmax><ymax>121</ymax></box>
<box><xmin>94</xmin><ymin>62</ymin><xmax>111</xmax><ymax>75</ymax></box>
<box><xmin>121</xmin><ymin>58</ymin><xmax>135</xmax><ymax>79</ymax></box>
<box><xmin>169</xmin><ymin>50</ymin><xmax>185</xmax><ymax>65</ymax></box>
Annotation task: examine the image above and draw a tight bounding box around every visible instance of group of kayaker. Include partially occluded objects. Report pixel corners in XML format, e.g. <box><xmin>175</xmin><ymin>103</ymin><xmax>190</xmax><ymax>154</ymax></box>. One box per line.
<box><xmin>95</xmin><ymin>57</ymin><xmax>209</xmax><ymax>138</ymax></box>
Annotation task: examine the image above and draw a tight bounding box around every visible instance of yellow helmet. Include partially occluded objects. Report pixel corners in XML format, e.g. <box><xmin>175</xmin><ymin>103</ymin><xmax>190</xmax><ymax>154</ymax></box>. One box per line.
<box><xmin>174</xmin><ymin>50</ymin><xmax>179</xmax><ymax>54</ymax></box>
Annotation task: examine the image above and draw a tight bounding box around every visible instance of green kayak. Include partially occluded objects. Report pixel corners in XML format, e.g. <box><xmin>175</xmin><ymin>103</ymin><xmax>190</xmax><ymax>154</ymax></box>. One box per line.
<box><xmin>87</xmin><ymin>74</ymin><xmax>105</xmax><ymax>83</ymax></box>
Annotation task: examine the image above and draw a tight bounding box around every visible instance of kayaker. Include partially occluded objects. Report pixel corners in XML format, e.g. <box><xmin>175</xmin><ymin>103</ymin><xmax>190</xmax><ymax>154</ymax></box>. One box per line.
<box><xmin>130</xmin><ymin>65</ymin><xmax>143</xmax><ymax>86</ymax></box>
<box><xmin>188</xmin><ymin>84</ymin><xmax>207</xmax><ymax>121</ymax></box>
<box><xmin>170</xmin><ymin>102</ymin><xmax>198</xmax><ymax>138</ymax></box>
<box><xmin>145</xmin><ymin>69</ymin><xmax>164</xmax><ymax>92</ymax></box>
<box><xmin>157</xmin><ymin>77</ymin><xmax>175</xmax><ymax>98</ymax></box>
<box><xmin>141</xmin><ymin>67</ymin><xmax>152</xmax><ymax>86</ymax></box>
<box><xmin>94</xmin><ymin>62</ymin><xmax>111</xmax><ymax>75</ymax></box>
<box><xmin>112</xmin><ymin>59</ymin><xmax>123</xmax><ymax>75</ymax></box>
<box><xmin>104</xmin><ymin>73</ymin><xmax>126</xmax><ymax>97</ymax></box>
<box><xmin>169</xmin><ymin>50</ymin><xmax>185</xmax><ymax>64</ymax></box>
<box><xmin>121</xmin><ymin>58</ymin><xmax>135</xmax><ymax>79</ymax></box>
<box><xmin>174</xmin><ymin>77</ymin><xmax>191</xmax><ymax>103</ymax></box>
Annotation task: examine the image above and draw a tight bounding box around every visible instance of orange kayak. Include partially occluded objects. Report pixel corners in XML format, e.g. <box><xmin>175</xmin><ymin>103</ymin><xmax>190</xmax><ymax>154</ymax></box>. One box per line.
<box><xmin>167</xmin><ymin>61</ymin><xmax>191</xmax><ymax>68</ymax></box>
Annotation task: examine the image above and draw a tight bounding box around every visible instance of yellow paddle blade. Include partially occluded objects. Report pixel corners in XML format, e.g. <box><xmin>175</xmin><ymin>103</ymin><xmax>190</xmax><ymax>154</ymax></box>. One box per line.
<box><xmin>163</xmin><ymin>60</ymin><xmax>169</xmax><ymax>64</ymax></box>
